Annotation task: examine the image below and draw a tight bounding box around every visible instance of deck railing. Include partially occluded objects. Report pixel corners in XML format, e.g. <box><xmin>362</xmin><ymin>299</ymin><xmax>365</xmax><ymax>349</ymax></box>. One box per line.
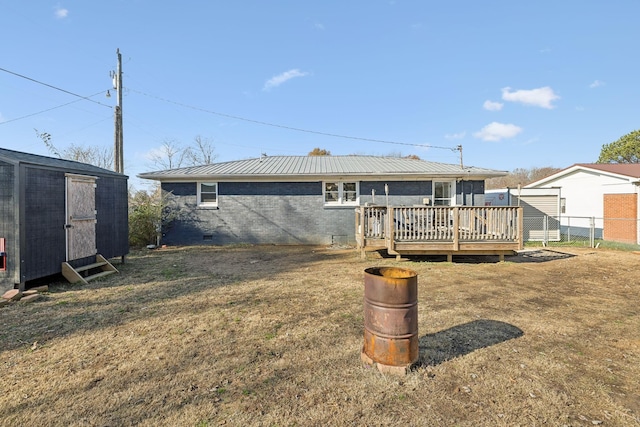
<box><xmin>356</xmin><ymin>205</ymin><xmax>523</xmax><ymax>244</ymax></box>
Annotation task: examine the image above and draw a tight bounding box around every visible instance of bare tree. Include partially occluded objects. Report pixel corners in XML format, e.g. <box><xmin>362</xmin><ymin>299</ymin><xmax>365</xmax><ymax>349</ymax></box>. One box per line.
<box><xmin>148</xmin><ymin>139</ymin><xmax>188</xmax><ymax>170</ymax></box>
<box><xmin>63</xmin><ymin>143</ymin><xmax>114</xmax><ymax>169</ymax></box>
<box><xmin>486</xmin><ymin>166</ymin><xmax>562</xmax><ymax>189</ymax></box>
<box><xmin>184</xmin><ymin>135</ymin><xmax>217</xmax><ymax>166</ymax></box>
<box><xmin>149</xmin><ymin>136</ymin><xmax>218</xmax><ymax>170</ymax></box>
<box><xmin>35</xmin><ymin>129</ymin><xmax>114</xmax><ymax>169</ymax></box>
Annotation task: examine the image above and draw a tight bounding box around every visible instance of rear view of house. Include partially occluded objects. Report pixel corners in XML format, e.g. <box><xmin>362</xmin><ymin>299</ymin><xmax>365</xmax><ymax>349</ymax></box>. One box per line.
<box><xmin>140</xmin><ymin>155</ymin><xmax>522</xmax><ymax>259</ymax></box>
<box><xmin>0</xmin><ymin>148</ymin><xmax>129</xmax><ymax>292</ymax></box>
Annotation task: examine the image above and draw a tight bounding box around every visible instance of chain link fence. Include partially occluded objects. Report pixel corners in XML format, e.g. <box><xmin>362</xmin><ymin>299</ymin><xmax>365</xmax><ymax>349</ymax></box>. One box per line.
<box><xmin>523</xmin><ymin>215</ymin><xmax>640</xmax><ymax>250</ymax></box>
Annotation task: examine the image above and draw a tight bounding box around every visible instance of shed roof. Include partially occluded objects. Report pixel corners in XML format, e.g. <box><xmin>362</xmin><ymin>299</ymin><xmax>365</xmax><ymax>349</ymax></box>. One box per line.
<box><xmin>139</xmin><ymin>155</ymin><xmax>506</xmax><ymax>181</ymax></box>
<box><xmin>0</xmin><ymin>148</ymin><xmax>126</xmax><ymax>177</ymax></box>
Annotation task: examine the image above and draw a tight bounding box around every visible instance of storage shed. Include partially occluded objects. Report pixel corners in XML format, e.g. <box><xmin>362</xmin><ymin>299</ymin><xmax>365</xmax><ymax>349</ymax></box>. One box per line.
<box><xmin>0</xmin><ymin>148</ymin><xmax>128</xmax><ymax>292</ymax></box>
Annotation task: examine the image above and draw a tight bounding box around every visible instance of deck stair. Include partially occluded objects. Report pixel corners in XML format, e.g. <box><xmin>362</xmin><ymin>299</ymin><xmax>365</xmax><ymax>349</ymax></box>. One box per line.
<box><xmin>62</xmin><ymin>254</ymin><xmax>119</xmax><ymax>284</ymax></box>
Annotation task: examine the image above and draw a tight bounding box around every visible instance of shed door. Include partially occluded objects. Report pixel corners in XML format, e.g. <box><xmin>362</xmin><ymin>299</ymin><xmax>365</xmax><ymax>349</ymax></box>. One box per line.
<box><xmin>65</xmin><ymin>174</ymin><xmax>97</xmax><ymax>261</ymax></box>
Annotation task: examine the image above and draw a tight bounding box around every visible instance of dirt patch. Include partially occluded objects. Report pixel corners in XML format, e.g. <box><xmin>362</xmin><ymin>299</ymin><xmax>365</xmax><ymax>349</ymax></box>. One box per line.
<box><xmin>1</xmin><ymin>245</ymin><xmax>638</xmax><ymax>426</ymax></box>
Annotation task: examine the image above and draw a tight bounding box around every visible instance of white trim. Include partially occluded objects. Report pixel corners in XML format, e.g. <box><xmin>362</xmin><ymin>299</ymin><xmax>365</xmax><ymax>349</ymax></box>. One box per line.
<box><xmin>197</xmin><ymin>182</ymin><xmax>218</xmax><ymax>207</ymax></box>
<box><xmin>526</xmin><ymin>165</ymin><xmax>638</xmax><ymax>188</ymax></box>
<box><xmin>323</xmin><ymin>181</ymin><xmax>360</xmax><ymax>206</ymax></box>
<box><xmin>432</xmin><ymin>180</ymin><xmax>456</xmax><ymax>206</ymax></box>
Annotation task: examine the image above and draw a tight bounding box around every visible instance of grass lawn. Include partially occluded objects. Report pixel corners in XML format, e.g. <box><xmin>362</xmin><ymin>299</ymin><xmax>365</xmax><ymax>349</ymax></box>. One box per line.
<box><xmin>1</xmin><ymin>245</ymin><xmax>639</xmax><ymax>426</ymax></box>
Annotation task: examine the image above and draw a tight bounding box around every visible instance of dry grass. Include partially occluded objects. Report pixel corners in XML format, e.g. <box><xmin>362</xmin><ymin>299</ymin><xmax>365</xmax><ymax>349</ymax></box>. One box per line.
<box><xmin>1</xmin><ymin>245</ymin><xmax>639</xmax><ymax>426</ymax></box>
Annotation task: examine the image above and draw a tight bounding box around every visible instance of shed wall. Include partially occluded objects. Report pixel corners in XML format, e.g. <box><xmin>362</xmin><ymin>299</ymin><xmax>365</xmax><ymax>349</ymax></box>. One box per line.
<box><xmin>22</xmin><ymin>166</ymin><xmax>67</xmax><ymax>282</ymax></box>
<box><xmin>20</xmin><ymin>166</ymin><xmax>128</xmax><ymax>283</ymax></box>
<box><xmin>0</xmin><ymin>160</ymin><xmax>17</xmax><ymax>289</ymax></box>
<box><xmin>96</xmin><ymin>176</ymin><xmax>129</xmax><ymax>259</ymax></box>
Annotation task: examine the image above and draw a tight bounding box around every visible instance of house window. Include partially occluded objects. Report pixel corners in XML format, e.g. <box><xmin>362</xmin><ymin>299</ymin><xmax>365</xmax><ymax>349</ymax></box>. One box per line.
<box><xmin>433</xmin><ymin>181</ymin><xmax>455</xmax><ymax>206</ymax></box>
<box><xmin>324</xmin><ymin>181</ymin><xmax>359</xmax><ymax>206</ymax></box>
<box><xmin>197</xmin><ymin>182</ymin><xmax>218</xmax><ymax>207</ymax></box>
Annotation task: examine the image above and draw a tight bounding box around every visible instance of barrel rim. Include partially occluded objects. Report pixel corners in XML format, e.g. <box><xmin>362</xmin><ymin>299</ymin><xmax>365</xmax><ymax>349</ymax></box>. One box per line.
<box><xmin>364</xmin><ymin>266</ymin><xmax>418</xmax><ymax>279</ymax></box>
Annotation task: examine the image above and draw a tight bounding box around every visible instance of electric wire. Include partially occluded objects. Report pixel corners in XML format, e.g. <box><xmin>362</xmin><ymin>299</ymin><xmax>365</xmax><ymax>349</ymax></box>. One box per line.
<box><xmin>0</xmin><ymin>91</ymin><xmax>109</xmax><ymax>125</ymax></box>
<box><xmin>0</xmin><ymin>66</ymin><xmax>460</xmax><ymax>155</ymax></box>
<box><xmin>128</xmin><ymin>88</ymin><xmax>460</xmax><ymax>152</ymax></box>
<box><xmin>0</xmin><ymin>67</ymin><xmax>111</xmax><ymax>108</ymax></box>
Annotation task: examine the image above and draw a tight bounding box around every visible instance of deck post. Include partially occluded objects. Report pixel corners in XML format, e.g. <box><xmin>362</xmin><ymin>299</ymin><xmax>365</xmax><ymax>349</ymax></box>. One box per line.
<box><xmin>517</xmin><ymin>207</ymin><xmax>524</xmax><ymax>250</ymax></box>
<box><xmin>453</xmin><ymin>207</ymin><xmax>459</xmax><ymax>251</ymax></box>
<box><xmin>387</xmin><ymin>207</ymin><xmax>395</xmax><ymax>254</ymax></box>
<box><xmin>355</xmin><ymin>208</ymin><xmax>361</xmax><ymax>249</ymax></box>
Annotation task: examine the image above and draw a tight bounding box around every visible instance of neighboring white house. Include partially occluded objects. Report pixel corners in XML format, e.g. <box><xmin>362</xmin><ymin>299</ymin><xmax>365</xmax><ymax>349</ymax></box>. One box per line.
<box><xmin>485</xmin><ymin>187</ymin><xmax>561</xmax><ymax>242</ymax></box>
<box><xmin>525</xmin><ymin>163</ymin><xmax>640</xmax><ymax>245</ymax></box>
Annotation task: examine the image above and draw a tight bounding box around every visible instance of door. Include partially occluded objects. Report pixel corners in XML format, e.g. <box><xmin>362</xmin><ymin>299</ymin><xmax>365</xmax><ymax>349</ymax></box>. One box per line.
<box><xmin>65</xmin><ymin>174</ymin><xmax>97</xmax><ymax>261</ymax></box>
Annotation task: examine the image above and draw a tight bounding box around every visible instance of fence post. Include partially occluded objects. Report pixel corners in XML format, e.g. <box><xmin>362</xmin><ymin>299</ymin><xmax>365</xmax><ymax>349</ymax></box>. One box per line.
<box><xmin>590</xmin><ymin>217</ymin><xmax>595</xmax><ymax>248</ymax></box>
<box><xmin>543</xmin><ymin>215</ymin><xmax>549</xmax><ymax>246</ymax></box>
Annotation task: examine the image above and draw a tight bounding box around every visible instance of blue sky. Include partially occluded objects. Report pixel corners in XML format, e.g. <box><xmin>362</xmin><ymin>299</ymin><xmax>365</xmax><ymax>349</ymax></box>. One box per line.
<box><xmin>1</xmin><ymin>1</ymin><xmax>639</xmax><ymax>189</ymax></box>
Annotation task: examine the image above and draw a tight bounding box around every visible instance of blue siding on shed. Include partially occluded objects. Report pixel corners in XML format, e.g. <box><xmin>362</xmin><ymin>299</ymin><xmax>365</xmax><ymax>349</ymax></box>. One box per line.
<box><xmin>0</xmin><ymin>161</ymin><xmax>16</xmax><ymax>285</ymax></box>
<box><xmin>0</xmin><ymin>156</ymin><xmax>128</xmax><ymax>290</ymax></box>
<box><xmin>23</xmin><ymin>167</ymin><xmax>67</xmax><ymax>282</ymax></box>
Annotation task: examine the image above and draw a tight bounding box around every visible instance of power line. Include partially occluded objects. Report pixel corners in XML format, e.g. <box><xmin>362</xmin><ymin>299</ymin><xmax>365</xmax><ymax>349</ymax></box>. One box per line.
<box><xmin>128</xmin><ymin>88</ymin><xmax>460</xmax><ymax>152</ymax></box>
<box><xmin>0</xmin><ymin>67</ymin><xmax>111</xmax><ymax>108</ymax></box>
<box><xmin>0</xmin><ymin>65</ymin><xmax>462</xmax><ymax>157</ymax></box>
<box><xmin>0</xmin><ymin>91</ymin><xmax>109</xmax><ymax>125</ymax></box>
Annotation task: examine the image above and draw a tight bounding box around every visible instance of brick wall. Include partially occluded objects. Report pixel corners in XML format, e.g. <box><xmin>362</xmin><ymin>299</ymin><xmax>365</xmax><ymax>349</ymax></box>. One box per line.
<box><xmin>161</xmin><ymin>180</ymin><xmax>486</xmax><ymax>246</ymax></box>
<box><xmin>603</xmin><ymin>193</ymin><xmax>638</xmax><ymax>244</ymax></box>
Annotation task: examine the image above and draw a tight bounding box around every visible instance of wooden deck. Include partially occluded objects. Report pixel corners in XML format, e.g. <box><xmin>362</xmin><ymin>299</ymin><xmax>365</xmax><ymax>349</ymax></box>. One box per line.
<box><xmin>355</xmin><ymin>205</ymin><xmax>524</xmax><ymax>261</ymax></box>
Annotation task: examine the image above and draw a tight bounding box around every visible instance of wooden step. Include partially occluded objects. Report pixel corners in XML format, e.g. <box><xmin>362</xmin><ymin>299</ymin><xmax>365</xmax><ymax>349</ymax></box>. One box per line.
<box><xmin>75</xmin><ymin>261</ymin><xmax>108</xmax><ymax>272</ymax></box>
<box><xmin>85</xmin><ymin>270</ymin><xmax>117</xmax><ymax>282</ymax></box>
<box><xmin>61</xmin><ymin>254</ymin><xmax>119</xmax><ymax>285</ymax></box>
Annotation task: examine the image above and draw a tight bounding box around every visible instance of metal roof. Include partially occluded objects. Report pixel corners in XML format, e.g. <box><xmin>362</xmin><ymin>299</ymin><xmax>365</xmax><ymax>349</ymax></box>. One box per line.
<box><xmin>138</xmin><ymin>155</ymin><xmax>506</xmax><ymax>181</ymax></box>
<box><xmin>0</xmin><ymin>147</ymin><xmax>127</xmax><ymax>177</ymax></box>
<box><xmin>574</xmin><ymin>163</ymin><xmax>640</xmax><ymax>179</ymax></box>
<box><xmin>527</xmin><ymin>162</ymin><xmax>640</xmax><ymax>188</ymax></box>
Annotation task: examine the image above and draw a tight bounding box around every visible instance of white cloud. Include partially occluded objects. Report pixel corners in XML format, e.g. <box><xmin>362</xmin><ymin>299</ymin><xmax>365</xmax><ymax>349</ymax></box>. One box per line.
<box><xmin>144</xmin><ymin>146</ymin><xmax>167</xmax><ymax>161</ymax></box>
<box><xmin>501</xmin><ymin>86</ymin><xmax>560</xmax><ymax>109</ymax></box>
<box><xmin>483</xmin><ymin>100</ymin><xmax>503</xmax><ymax>111</ymax></box>
<box><xmin>263</xmin><ymin>69</ymin><xmax>309</xmax><ymax>91</ymax></box>
<box><xmin>314</xmin><ymin>23</ymin><xmax>325</xmax><ymax>30</ymax></box>
<box><xmin>589</xmin><ymin>80</ymin><xmax>605</xmax><ymax>88</ymax></box>
<box><xmin>54</xmin><ymin>5</ymin><xmax>69</xmax><ymax>19</ymax></box>
<box><xmin>474</xmin><ymin>122</ymin><xmax>522</xmax><ymax>142</ymax></box>
<box><xmin>445</xmin><ymin>131</ymin><xmax>466</xmax><ymax>140</ymax></box>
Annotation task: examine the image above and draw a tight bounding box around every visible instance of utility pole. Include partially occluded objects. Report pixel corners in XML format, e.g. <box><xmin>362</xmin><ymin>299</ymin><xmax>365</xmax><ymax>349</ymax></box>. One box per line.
<box><xmin>457</xmin><ymin>144</ymin><xmax>463</xmax><ymax>169</ymax></box>
<box><xmin>111</xmin><ymin>49</ymin><xmax>124</xmax><ymax>173</ymax></box>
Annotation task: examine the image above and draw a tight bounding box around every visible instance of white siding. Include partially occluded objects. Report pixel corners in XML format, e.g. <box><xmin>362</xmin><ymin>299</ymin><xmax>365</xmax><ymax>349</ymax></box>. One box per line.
<box><xmin>528</xmin><ymin>169</ymin><xmax>636</xmax><ymax>219</ymax></box>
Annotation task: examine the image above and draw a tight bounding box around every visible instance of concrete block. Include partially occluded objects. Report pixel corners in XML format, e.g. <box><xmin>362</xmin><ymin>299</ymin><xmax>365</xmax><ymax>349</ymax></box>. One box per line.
<box><xmin>2</xmin><ymin>289</ymin><xmax>22</xmax><ymax>301</ymax></box>
<box><xmin>19</xmin><ymin>294</ymin><xmax>41</xmax><ymax>303</ymax></box>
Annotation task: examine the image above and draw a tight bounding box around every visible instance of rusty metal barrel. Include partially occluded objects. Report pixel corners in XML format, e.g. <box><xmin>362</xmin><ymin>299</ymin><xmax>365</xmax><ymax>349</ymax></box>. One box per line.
<box><xmin>362</xmin><ymin>267</ymin><xmax>418</xmax><ymax>368</ymax></box>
